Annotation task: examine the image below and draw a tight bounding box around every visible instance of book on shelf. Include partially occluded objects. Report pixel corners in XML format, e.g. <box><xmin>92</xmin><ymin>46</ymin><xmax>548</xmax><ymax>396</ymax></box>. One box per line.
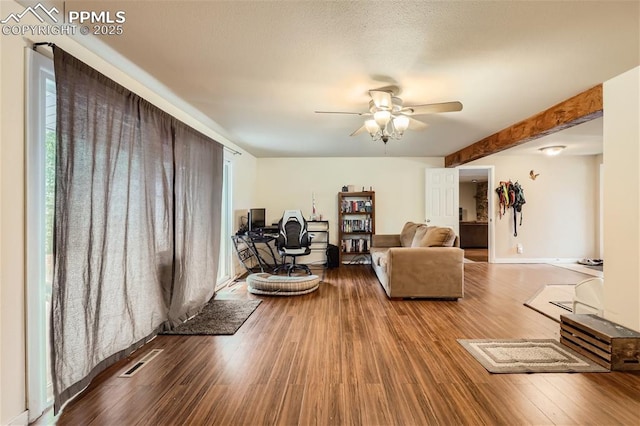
<box><xmin>340</xmin><ymin>200</ymin><xmax>373</xmax><ymax>213</ymax></box>
<box><xmin>340</xmin><ymin>238</ymin><xmax>369</xmax><ymax>253</ymax></box>
<box><xmin>341</xmin><ymin>218</ymin><xmax>372</xmax><ymax>233</ymax></box>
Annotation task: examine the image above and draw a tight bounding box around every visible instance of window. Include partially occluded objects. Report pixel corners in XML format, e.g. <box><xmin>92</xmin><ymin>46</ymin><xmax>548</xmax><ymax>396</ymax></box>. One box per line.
<box><xmin>217</xmin><ymin>156</ymin><xmax>233</xmax><ymax>286</ymax></box>
<box><xmin>26</xmin><ymin>48</ymin><xmax>55</xmax><ymax>420</ymax></box>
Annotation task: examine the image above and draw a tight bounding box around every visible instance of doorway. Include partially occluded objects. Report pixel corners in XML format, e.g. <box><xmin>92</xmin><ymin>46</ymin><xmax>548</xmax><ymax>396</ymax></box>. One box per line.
<box><xmin>457</xmin><ymin>166</ymin><xmax>495</xmax><ymax>263</ymax></box>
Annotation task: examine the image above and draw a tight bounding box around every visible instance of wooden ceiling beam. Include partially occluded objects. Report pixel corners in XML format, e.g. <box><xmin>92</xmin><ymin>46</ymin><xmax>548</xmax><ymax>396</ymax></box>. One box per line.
<box><xmin>445</xmin><ymin>84</ymin><xmax>603</xmax><ymax>167</ymax></box>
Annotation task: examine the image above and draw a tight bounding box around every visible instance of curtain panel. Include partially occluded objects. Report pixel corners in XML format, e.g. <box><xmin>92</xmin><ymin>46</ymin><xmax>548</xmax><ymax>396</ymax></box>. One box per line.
<box><xmin>169</xmin><ymin>123</ymin><xmax>223</xmax><ymax>326</ymax></box>
<box><xmin>51</xmin><ymin>47</ymin><xmax>223</xmax><ymax>413</ymax></box>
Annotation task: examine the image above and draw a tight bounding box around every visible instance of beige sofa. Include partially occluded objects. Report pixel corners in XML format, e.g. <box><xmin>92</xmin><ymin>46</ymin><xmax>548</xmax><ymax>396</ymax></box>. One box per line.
<box><xmin>370</xmin><ymin>222</ymin><xmax>464</xmax><ymax>299</ymax></box>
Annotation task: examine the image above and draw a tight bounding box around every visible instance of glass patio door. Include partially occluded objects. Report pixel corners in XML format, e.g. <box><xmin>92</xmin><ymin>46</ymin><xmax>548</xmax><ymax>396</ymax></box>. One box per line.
<box><xmin>26</xmin><ymin>48</ymin><xmax>55</xmax><ymax>421</ymax></box>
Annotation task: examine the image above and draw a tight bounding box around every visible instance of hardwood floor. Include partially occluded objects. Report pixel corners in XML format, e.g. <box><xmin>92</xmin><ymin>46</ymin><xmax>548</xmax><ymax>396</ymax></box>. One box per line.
<box><xmin>39</xmin><ymin>264</ymin><xmax>640</xmax><ymax>425</ymax></box>
<box><xmin>464</xmin><ymin>248</ymin><xmax>489</xmax><ymax>262</ymax></box>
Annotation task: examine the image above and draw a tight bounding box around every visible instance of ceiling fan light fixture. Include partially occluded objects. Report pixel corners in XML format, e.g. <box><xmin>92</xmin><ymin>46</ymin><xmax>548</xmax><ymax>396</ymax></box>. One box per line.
<box><xmin>391</xmin><ymin>96</ymin><xmax>403</xmax><ymax>112</ymax></box>
<box><xmin>365</xmin><ymin>119</ymin><xmax>379</xmax><ymax>136</ymax></box>
<box><xmin>373</xmin><ymin>110</ymin><xmax>391</xmax><ymax>128</ymax></box>
<box><xmin>393</xmin><ymin>115</ymin><xmax>410</xmax><ymax>134</ymax></box>
<box><xmin>539</xmin><ymin>145</ymin><xmax>566</xmax><ymax>156</ymax></box>
<box><xmin>316</xmin><ymin>87</ymin><xmax>462</xmax><ymax>146</ymax></box>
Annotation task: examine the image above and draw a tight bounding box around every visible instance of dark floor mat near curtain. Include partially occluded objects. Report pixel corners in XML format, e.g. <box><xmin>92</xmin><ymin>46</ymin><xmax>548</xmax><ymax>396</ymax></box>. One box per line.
<box><xmin>161</xmin><ymin>299</ymin><xmax>262</xmax><ymax>335</ymax></box>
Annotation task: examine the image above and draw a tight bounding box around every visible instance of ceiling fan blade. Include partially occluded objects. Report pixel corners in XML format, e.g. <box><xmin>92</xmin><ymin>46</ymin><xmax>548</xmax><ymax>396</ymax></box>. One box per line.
<box><xmin>407</xmin><ymin>117</ymin><xmax>429</xmax><ymax>131</ymax></box>
<box><xmin>369</xmin><ymin>90</ymin><xmax>393</xmax><ymax>110</ymax></box>
<box><xmin>402</xmin><ymin>101</ymin><xmax>463</xmax><ymax>115</ymax></box>
<box><xmin>315</xmin><ymin>110</ymin><xmax>368</xmax><ymax>115</ymax></box>
<box><xmin>350</xmin><ymin>124</ymin><xmax>368</xmax><ymax>137</ymax></box>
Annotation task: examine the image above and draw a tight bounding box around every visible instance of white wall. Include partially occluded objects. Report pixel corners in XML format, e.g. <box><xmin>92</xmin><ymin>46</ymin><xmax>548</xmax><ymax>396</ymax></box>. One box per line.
<box><xmin>459</xmin><ymin>182</ymin><xmax>477</xmax><ymax>221</ymax></box>
<box><xmin>0</xmin><ymin>1</ymin><xmax>257</xmax><ymax>422</ymax></box>
<box><xmin>603</xmin><ymin>66</ymin><xmax>640</xmax><ymax>331</ymax></box>
<box><xmin>1</xmin><ymin>2</ymin><xmax>26</xmax><ymax>422</ymax></box>
<box><xmin>256</xmin><ymin>155</ymin><xmax>600</xmax><ymax>262</ymax></box>
<box><xmin>468</xmin><ymin>154</ymin><xmax>600</xmax><ymax>261</ymax></box>
<box><xmin>231</xmin><ymin>153</ymin><xmax>257</xmax><ymax>234</ymax></box>
<box><xmin>255</xmin><ymin>157</ymin><xmax>443</xmax><ymax>245</ymax></box>
<box><xmin>230</xmin><ymin>153</ymin><xmax>258</xmax><ymax>276</ymax></box>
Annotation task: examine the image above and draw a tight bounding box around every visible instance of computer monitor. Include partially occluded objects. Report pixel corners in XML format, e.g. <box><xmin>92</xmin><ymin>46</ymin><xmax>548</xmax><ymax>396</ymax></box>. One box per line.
<box><xmin>248</xmin><ymin>208</ymin><xmax>266</xmax><ymax>231</ymax></box>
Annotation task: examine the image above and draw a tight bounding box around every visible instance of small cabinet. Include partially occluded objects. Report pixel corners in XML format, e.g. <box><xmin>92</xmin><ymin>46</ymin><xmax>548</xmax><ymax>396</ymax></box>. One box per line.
<box><xmin>338</xmin><ymin>191</ymin><xmax>375</xmax><ymax>265</ymax></box>
<box><xmin>307</xmin><ymin>220</ymin><xmax>329</xmax><ymax>266</ymax></box>
<box><xmin>459</xmin><ymin>221</ymin><xmax>488</xmax><ymax>248</ymax></box>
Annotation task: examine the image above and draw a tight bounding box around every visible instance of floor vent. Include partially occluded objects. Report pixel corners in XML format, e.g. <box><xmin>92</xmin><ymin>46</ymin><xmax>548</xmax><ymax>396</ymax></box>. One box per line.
<box><xmin>119</xmin><ymin>349</ymin><xmax>163</xmax><ymax>378</ymax></box>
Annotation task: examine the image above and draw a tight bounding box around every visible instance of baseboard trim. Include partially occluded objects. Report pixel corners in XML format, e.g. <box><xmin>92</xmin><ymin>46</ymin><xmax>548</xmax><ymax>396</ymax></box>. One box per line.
<box><xmin>8</xmin><ymin>410</ymin><xmax>29</xmax><ymax>425</ymax></box>
<box><xmin>492</xmin><ymin>257</ymin><xmax>580</xmax><ymax>264</ymax></box>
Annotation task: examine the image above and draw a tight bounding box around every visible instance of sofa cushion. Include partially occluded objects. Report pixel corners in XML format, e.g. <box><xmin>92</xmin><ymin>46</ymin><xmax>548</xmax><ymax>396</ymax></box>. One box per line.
<box><xmin>410</xmin><ymin>225</ymin><xmax>430</xmax><ymax>247</ymax></box>
<box><xmin>421</xmin><ymin>226</ymin><xmax>457</xmax><ymax>247</ymax></box>
<box><xmin>400</xmin><ymin>222</ymin><xmax>420</xmax><ymax>247</ymax></box>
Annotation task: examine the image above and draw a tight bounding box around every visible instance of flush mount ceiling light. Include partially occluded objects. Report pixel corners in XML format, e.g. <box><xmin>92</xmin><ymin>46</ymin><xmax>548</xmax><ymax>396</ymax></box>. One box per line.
<box><xmin>539</xmin><ymin>145</ymin><xmax>566</xmax><ymax>156</ymax></box>
<box><xmin>315</xmin><ymin>86</ymin><xmax>463</xmax><ymax>144</ymax></box>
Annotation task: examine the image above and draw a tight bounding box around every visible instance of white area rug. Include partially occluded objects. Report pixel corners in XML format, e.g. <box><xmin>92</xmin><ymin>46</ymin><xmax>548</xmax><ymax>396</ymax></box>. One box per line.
<box><xmin>458</xmin><ymin>339</ymin><xmax>608</xmax><ymax>373</ymax></box>
<box><xmin>524</xmin><ymin>284</ymin><xmax>575</xmax><ymax>322</ymax></box>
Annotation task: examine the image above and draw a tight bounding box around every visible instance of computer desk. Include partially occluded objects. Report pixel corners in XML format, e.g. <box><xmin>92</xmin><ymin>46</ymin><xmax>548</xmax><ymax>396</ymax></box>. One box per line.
<box><xmin>233</xmin><ymin>221</ymin><xmax>329</xmax><ymax>273</ymax></box>
<box><xmin>232</xmin><ymin>232</ymin><xmax>280</xmax><ymax>274</ymax></box>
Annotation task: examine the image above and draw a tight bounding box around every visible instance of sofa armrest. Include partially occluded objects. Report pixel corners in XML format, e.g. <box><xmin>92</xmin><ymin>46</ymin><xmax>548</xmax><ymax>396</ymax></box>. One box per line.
<box><xmin>372</xmin><ymin>234</ymin><xmax>401</xmax><ymax>248</ymax></box>
<box><xmin>386</xmin><ymin>247</ymin><xmax>464</xmax><ymax>298</ymax></box>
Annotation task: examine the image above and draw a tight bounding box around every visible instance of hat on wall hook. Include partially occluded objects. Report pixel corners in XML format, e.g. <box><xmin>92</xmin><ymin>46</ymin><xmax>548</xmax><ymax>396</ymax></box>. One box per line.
<box><xmin>529</xmin><ymin>170</ymin><xmax>540</xmax><ymax>180</ymax></box>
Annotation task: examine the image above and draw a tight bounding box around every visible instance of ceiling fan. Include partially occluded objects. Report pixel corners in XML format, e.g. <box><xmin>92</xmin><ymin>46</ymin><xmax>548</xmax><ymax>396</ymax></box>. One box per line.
<box><xmin>315</xmin><ymin>87</ymin><xmax>463</xmax><ymax>143</ymax></box>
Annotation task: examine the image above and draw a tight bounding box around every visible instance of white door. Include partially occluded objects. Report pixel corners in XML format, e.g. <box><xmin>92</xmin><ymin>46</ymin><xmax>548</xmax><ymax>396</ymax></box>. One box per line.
<box><xmin>425</xmin><ymin>168</ymin><xmax>459</xmax><ymax>236</ymax></box>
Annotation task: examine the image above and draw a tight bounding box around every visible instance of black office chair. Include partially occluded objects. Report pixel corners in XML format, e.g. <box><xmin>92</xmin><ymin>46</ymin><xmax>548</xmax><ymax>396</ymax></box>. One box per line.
<box><xmin>274</xmin><ymin>210</ymin><xmax>312</xmax><ymax>275</ymax></box>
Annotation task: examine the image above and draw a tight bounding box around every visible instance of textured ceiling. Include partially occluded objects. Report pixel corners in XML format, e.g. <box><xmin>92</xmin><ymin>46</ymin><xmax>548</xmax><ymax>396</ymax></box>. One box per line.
<box><xmin>66</xmin><ymin>1</ymin><xmax>638</xmax><ymax>158</ymax></box>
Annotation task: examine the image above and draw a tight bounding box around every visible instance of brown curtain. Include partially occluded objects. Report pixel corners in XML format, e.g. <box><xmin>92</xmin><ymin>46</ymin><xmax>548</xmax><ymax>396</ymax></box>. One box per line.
<box><xmin>51</xmin><ymin>47</ymin><xmax>222</xmax><ymax>413</ymax></box>
<box><xmin>169</xmin><ymin>123</ymin><xmax>223</xmax><ymax>326</ymax></box>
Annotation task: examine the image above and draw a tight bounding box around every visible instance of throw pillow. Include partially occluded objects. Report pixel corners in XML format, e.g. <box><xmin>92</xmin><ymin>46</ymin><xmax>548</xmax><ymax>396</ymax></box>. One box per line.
<box><xmin>421</xmin><ymin>226</ymin><xmax>457</xmax><ymax>247</ymax></box>
<box><xmin>399</xmin><ymin>222</ymin><xmax>419</xmax><ymax>247</ymax></box>
<box><xmin>411</xmin><ymin>225</ymin><xmax>430</xmax><ymax>247</ymax></box>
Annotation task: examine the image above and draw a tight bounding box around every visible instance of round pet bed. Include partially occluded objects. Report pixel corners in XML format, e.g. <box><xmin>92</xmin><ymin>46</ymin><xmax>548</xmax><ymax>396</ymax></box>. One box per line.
<box><xmin>247</xmin><ymin>273</ymin><xmax>320</xmax><ymax>296</ymax></box>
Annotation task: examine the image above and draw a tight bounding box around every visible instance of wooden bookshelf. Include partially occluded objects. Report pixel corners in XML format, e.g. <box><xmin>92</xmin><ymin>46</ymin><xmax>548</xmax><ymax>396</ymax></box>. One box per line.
<box><xmin>338</xmin><ymin>191</ymin><xmax>375</xmax><ymax>264</ymax></box>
